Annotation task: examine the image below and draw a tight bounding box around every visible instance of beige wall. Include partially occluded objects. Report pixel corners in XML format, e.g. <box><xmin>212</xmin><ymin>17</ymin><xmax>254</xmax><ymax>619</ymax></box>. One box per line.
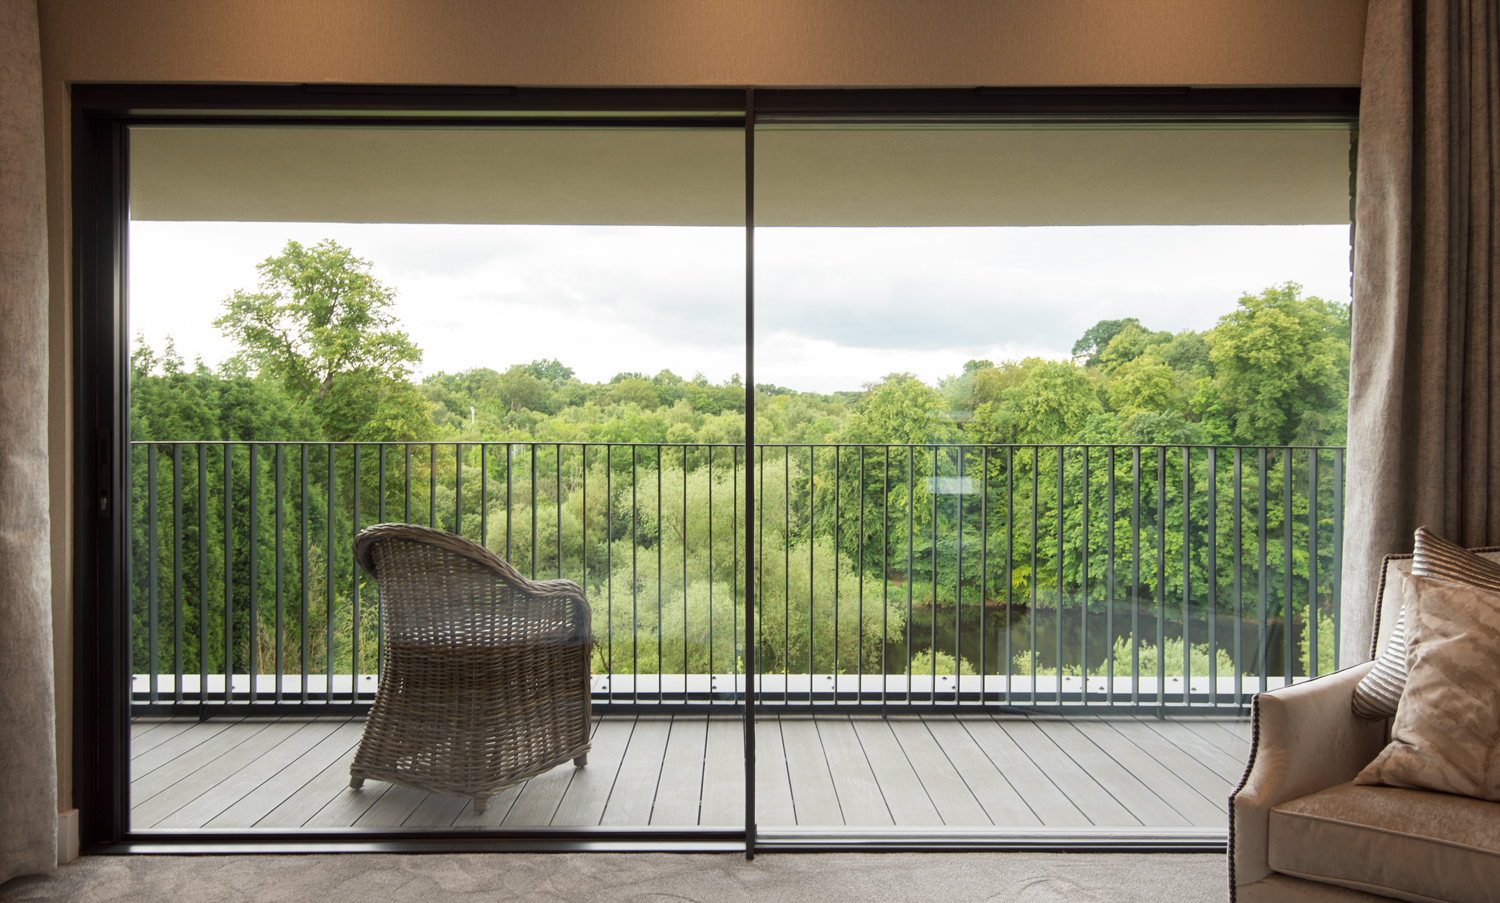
<box><xmin>36</xmin><ymin>0</ymin><xmax>1369</xmax><ymax>813</ymax></box>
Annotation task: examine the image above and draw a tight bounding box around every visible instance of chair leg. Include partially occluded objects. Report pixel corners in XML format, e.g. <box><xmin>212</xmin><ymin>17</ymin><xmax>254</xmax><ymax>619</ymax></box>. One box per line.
<box><xmin>474</xmin><ymin>796</ymin><xmax>489</xmax><ymax>813</ymax></box>
<box><xmin>350</xmin><ymin>777</ymin><xmax>364</xmax><ymax>790</ymax></box>
<box><xmin>574</xmin><ymin>754</ymin><xmax>588</xmax><ymax>767</ymax></box>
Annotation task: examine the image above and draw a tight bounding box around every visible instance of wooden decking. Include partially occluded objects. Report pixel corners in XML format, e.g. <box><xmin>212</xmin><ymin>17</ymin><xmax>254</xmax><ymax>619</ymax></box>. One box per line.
<box><xmin>129</xmin><ymin>713</ymin><xmax>1251</xmax><ymax>831</ymax></box>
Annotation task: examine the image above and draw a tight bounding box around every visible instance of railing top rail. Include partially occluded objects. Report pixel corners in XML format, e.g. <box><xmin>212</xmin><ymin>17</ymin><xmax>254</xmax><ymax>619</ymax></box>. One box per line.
<box><xmin>129</xmin><ymin>439</ymin><xmax>1349</xmax><ymax>451</ymax></box>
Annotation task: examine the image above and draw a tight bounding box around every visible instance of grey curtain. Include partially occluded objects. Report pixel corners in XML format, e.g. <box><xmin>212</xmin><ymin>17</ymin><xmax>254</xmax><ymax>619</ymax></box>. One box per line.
<box><xmin>0</xmin><ymin>0</ymin><xmax>56</xmax><ymax>883</ymax></box>
<box><xmin>1344</xmin><ymin>0</ymin><xmax>1500</xmax><ymax>664</ymax></box>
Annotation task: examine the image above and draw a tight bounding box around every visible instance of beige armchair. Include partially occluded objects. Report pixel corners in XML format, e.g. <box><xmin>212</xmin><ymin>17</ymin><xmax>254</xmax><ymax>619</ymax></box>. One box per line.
<box><xmin>1230</xmin><ymin>551</ymin><xmax>1500</xmax><ymax>902</ymax></box>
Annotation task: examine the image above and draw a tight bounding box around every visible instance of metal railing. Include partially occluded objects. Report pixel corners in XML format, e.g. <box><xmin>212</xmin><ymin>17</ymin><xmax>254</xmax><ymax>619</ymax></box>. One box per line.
<box><xmin>128</xmin><ymin>441</ymin><xmax>1344</xmax><ymax>714</ymax></box>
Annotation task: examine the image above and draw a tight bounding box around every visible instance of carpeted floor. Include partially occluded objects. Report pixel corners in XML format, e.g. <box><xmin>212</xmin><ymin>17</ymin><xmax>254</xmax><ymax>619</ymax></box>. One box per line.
<box><xmin>0</xmin><ymin>852</ymin><xmax>1226</xmax><ymax>902</ymax></box>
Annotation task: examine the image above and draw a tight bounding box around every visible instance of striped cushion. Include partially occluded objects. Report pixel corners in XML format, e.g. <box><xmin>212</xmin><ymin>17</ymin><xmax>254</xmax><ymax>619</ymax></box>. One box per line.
<box><xmin>1351</xmin><ymin>527</ymin><xmax>1500</xmax><ymax>720</ymax></box>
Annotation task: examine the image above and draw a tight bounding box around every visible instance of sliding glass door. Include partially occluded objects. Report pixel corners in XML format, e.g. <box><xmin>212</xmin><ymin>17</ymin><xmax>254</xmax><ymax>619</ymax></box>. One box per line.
<box><xmin>88</xmin><ymin>86</ymin><xmax>1356</xmax><ymax>849</ymax></box>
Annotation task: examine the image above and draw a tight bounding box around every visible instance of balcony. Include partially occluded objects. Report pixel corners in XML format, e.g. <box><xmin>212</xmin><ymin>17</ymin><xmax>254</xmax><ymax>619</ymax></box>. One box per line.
<box><xmin>126</xmin><ymin>439</ymin><xmax>1340</xmax><ymax>836</ymax></box>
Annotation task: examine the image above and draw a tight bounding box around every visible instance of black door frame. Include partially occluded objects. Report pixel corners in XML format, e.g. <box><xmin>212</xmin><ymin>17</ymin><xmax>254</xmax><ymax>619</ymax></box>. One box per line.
<box><xmin>72</xmin><ymin>83</ymin><xmax>1359</xmax><ymax>854</ymax></box>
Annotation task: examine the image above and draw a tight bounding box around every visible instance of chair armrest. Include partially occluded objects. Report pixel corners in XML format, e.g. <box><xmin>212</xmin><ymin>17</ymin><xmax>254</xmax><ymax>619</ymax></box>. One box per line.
<box><xmin>1230</xmin><ymin>662</ymin><xmax>1388</xmax><ymax>890</ymax></box>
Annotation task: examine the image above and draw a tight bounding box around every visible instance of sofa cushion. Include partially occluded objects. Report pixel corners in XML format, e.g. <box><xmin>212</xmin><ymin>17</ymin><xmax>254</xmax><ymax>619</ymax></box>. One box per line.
<box><xmin>1352</xmin><ymin>527</ymin><xmax>1500</xmax><ymax>720</ymax></box>
<box><xmin>1355</xmin><ymin>573</ymin><xmax>1500</xmax><ymax>801</ymax></box>
<box><xmin>1269</xmin><ymin>782</ymin><xmax>1500</xmax><ymax>903</ymax></box>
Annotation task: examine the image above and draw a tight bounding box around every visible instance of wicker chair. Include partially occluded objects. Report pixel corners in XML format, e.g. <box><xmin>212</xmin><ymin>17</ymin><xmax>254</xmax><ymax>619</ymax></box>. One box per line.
<box><xmin>348</xmin><ymin>523</ymin><xmax>592</xmax><ymax>812</ymax></box>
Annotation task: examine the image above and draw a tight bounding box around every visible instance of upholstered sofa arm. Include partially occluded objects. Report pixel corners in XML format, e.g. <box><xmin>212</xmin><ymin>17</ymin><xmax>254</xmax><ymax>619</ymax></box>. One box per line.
<box><xmin>1230</xmin><ymin>662</ymin><xmax>1388</xmax><ymax>890</ymax></box>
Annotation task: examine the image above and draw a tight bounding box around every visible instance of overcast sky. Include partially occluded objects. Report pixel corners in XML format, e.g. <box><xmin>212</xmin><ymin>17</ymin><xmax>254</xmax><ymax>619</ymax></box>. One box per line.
<box><xmin>128</xmin><ymin>221</ymin><xmax>1352</xmax><ymax>395</ymax></box>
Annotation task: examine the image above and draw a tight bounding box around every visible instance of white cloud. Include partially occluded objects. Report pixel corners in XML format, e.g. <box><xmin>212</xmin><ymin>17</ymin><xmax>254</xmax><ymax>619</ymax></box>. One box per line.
<box><xmin>129</xmin><ymin>221</ymin><xmax>1350</xmax><ymax>395</ymax></box>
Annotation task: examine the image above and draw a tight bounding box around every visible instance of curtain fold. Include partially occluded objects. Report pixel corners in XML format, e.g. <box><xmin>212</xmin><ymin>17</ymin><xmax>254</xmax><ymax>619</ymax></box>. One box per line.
<box><xmin>1345</xmin><ymin>0</ymin><xmax>1500</xmax><ymax>664</ymax></box>
<box><xmin>0</xmin><ymin>0</ymin><xmax>56</xmax><ymax>883</ymax></box>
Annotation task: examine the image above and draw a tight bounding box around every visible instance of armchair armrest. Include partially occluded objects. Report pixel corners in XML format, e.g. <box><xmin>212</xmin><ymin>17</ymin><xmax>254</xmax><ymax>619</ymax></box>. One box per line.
<box><xmin>1230</xmin><ymin>662</ymin><xmax>1388</xmax><ymax>890</ymax></box>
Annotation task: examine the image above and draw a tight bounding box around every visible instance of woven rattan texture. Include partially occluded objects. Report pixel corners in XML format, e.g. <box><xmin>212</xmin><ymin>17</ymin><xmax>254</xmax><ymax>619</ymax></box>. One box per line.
<box><xmin>349</xmin><ymin>524</ymin><xmax>592</xmax><ymax>809</ymax></box>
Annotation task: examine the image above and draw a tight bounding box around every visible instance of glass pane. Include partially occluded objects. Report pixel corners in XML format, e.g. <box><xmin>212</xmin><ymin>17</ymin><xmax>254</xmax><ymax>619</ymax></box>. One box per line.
<box><xmin>127</xmin><ymin>124</ymin><xmax>746</xmax><ymax>832</ymax></box>
<box><xmin>752</xmin><ymin>122</ymin><xmax>1352</xmax><ymax>831</ymax></box>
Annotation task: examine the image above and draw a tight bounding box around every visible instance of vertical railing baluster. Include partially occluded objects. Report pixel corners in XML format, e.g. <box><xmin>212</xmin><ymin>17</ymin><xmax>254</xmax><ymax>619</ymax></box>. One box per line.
<box><xmin>859</xmin><ymin>446</ymin><xmax>867</xmax><ymax>704</ymax></box>
<box><xmin>224</xmin><ymin>444</ymin><xmax>233</xmax><ymax>703</ymax></box>
<box><xmin>1005</xmin><ymin>446</ymin><xmax>1013</xmax><ymax>706</ymax></box>
<box><xmin>558</xmin><ymin>445</ymin><xmax>565</xmax><ymax>581</ymax></box>
<box><xmin>955</xmin><ymin>446</ymin><xmax>963</xmax><ymax>704</ymax></box>
<box><xmin>1030</xmin><ymin>445</ymin><xmax>1038</xmax><ymax>706</ymax></box>
<box><xmin>537</xmin><ymin>441</ymin><xmax>543</xmax><ymax>576</ymax></box>
<box><xmin>248</xmin><ymin>445</ymin><xmax>259</xmax><ymax>704</ymax></box>
<box><xmin>1309</xmin><ymin>449</ymin><xmax>1319</xmax><ymax>676</ymax></box>
<box><xmin>147</xmin><ymin>444</ymin><xmax>158</xmax><ymax>704</ymax></box>
<box><xmin>1055</xmin><ymin>446</ymin><xmax>1064</xmax><ymax>705</ymax></box>
<box><xmin>1081</xmin><ymin>447</ymin><xmax>1089</xmax><ymax>706</ymax></box>
<box><xmin>403</xmin><ymin>444</ymin><xmax>412</xmax><ymax>525</ymax></box>
<box><xmin>658</xmin><ymin>445</ymin><xmax>665</xmax><ymax>704</ymax></box>
<box><xmin>480</xmin><ymin>444</ymin><xmax>488</xmax><ymax>549</ymax></box>
<box><xmin>1283</xmin><ymin>449</ymin><xmax>1293</xmax><ymax>687</ymax></box>
<box><xmin>353</xmin><ymin>446</ymin><xmax>362</xmax><ymax>700</ymax></box>
<box><xmin>1107</xmin><ymin>447</ymin><xmax>1116</xmax><ymax>706</ymax></box>
<box><xmin>198</xmin><ymin>444</ymin><xmax>208</xmax><ymax>707</ymax></box>
<box><xmin>1208</xmin><ymin>447</ymin><xmax>1218</xmax><ymax>706</ymax></box>
<box><xmin>883</xmin><ymin>446</ymin><xmax>890</xmax><ymax>707</ymax></box>
<box><xmin>456</xmin><ymin>443</ymin><xmax>463</xmax><ymax>535</ymax></box>
<box><xmin>706</xmin><ymin>445</ymin><xmax>712</xmax><ymax>703</ymax></box>
<box><xmin>978</xmin><ymin>446</ymin><xmax>987</xmax><ymax>694</ymax></box>
<box><xmin>1155</xmin><ymin>446</ymin><xmax>1166</xmax><ymax>713</ymax></box>
<box><xmin>1131</xmin><ymin>447</ymin><xmax>1141</xmax><ymax>706</ymax></box>
<box><xmin>1182</xmin><ymin>447</ymin><xmax>1191</xmax><ymax>707</ymax></box>
<box><xmin>274</xmin><ymin>445</ymin><xmax>284</xmax><ymax>703</ymax></box>
<box><xmin>828</xmin><ymin>447</ymin><xmax>840</xmax><ymax>693</ymax></box>
<box><xmin>1258</xmin><ymin>448</ymin><xmax>1269</xmax><ymax>694</ymax></box>
<box><xmin>607</xmin><ymin>445</ymin><xmax>615</xmax><ymax>696</ymax></box>
<box><xmin>172</xmin><ymin>445</ymin><xmax>183</xmax><ymax>704</ymax></box>
<box><xmin>300</xmin><ymin>444</ymin><xmax>309</xmax><ymax>704</ymax></box>
<box><xmin>429</xmin><ymin>443</ymin><xmax>437</xmax><ymax>530</ymax></box>
<box><xmin>631</xmin><ymin>445</ymin><xmax>639</xmax><ymax>701</ymax></box>
<box><xmin>1233</xmin><ymin>448</ymin><xmax>1243</xmax><ymax>707</ymax></box>
<box><xmin>683</xmin><ymin>446</ymin><xmax>690</xmax><ymax>686</ymax></box>
<box><xmin>506</xmin><ymin>443</ymin><xmax>513</xmax><ymax>561</ymax></box>
<box><xmin>378</xmin><ymin>445</ymin><xmax>387</xmax><ymax>525</ymax></box>
<box><xmin>924</xmin><ymin>447</ymin><xmax>936</xmax><ymax>699</ymax></box>
<box><xmin>906</xmin><ymin>448</ymin><xmax>915</xmax><ymax>706</ymax></box>
<box><xmin>326</xmin><ymin>445</ymin><xmax>335</xmax><ymax>703</ymax></box>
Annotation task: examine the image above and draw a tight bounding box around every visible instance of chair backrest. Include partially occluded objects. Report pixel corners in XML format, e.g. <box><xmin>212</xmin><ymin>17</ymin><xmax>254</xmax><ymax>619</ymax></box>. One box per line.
<box><xmin>353</xmin><ymin>522</ymin><xmax>589</xmax><ymax>647</ymax></box>
<box><xmin>1371</xmin><ymin>546</ymin><xmax>1500</xmax><ymax>660</ymax></box>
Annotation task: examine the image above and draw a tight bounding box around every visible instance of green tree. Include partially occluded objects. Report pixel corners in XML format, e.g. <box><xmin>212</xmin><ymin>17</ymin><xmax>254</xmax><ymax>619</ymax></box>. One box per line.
<box><xmin>841</xmin><ymin>374</ymin><xmax>956</xmax><ymax>445</ymax></box>
<box><xmin>1199</xmin><ymin>282</ymin><xmax>1349</xmax><ymax>445</ymax></box>
<box><xmin>970</xmin><ymin>360</ymin><xmax>1102</xmax><ymax>444</ymax></box>
<box><xmin>213</xmin><ymin>239</ymin><xmax>430</xmax><ymax>441</ymax></box>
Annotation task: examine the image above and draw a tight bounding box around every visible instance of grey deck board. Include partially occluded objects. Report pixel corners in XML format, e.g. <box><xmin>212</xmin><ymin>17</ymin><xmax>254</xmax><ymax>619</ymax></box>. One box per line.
<box><xmin>651</xmin><ymin>716</ymin><xmax>708</xmax><ymax>825</ymax></box>
<box><xmin>698</xmin><ymin>718</ymin><xmax>748</xmax><ymax>827</ymax></box>
<box><xmin>851</xmin><ymin>719</ymin><xmax>942</xmax><ymax>826</ymax></box>
<box><xmin>599</xmin><ymin>717</ymin><xmax>671</xmax><ymax>826</ymax></box>
<box><xmin>886</xmin><ymin>718</ymin><xmax>993</xmax><ymax>826</ymax></box>
<box><xmin>1134</xmin><ymin>717</ymin><xmax>1249</xmax><ymax>785</ymax></box>
<box><xmin>154</xmin><ymin>720</ymin><xmax>345</xmax><ymax>828</ymax></box>
<box><xmin>132</xmin><ymin>712</ymin><xmax>1245</xmax><ymax>830</ymax></box>
<box><xmin>1110</xmin><ymin>719</ymin><xmax>1239</xmax><ymax>801</ymax></box>
<box><xmin>354</xmin><ymin>783</ymin><xmax>429</xmax><ymax>827</ymax></box>
<box><xmin>1178</xmin><ymin>719</ymin><xmax>1253</xmax><ymax>767</ymax></box>
<box><xmin>130</xmin><ymin>719</ymin><xmax>235</xmax><ymax>777</ymax></box>
<box><xmin>778</xmin><ymin>717</ymin><xmax>842</xmax><ymax>826</ymax></box>
<box><xmin>921</xmin><ymin>717</ymin><xmax>1039</xmax><ymax>826</ymax></box>
<box><xmin>404</xmin><ymin>791</ymin><xmax>470</xmax><ymax>827</ymax></box>
<box><xmin>304</xmin><ymin>772</ymin><xmax>392</xmax><ymax>827</ymax></box>
<box><xmin>997</xmin><ymin>719</ymin><xmax>1138</xmax><ymax>826</ymax></box>
<box><xmin>206</xmin><ymin>721</ymin><xmax>364</xmax><ymax>828</ymax></box>
<box><xmin>749</xmin><ymin>717</ymin><xmax>797</xmax><ymax>827</ymax></box>
<box><xmin>258</xmin><ymin>744</ymin><xmax>368</xmax><ymax>827</ymax></box>
<box><xmin>816</xmin><ymin>717</ymin><xmax>891</xmax><ymax>826</ymax></box>
<box><xmin>551</xmin><ymin>718</ymin><xmax>634</xmax><ymax>826</ymax></box>
<box><xmin>132</xmin><ymin>721</ymin><xmax>293</xmax><ymax>824</ymax></box>
<box><xmin>1066</xmin><ymin>718</ymin><xmax>1223</xmax><ymax>825</ymax></box>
